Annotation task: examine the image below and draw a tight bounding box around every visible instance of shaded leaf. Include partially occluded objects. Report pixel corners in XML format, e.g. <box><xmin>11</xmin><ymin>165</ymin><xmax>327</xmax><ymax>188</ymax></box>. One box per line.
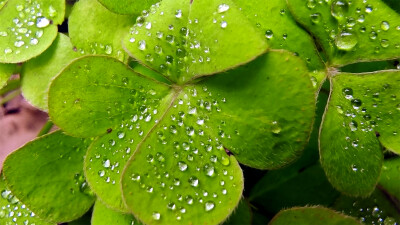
<box><xmin>379</xmin><ymin>158</ymin><xmax>400</xmax><ymax>200</ymax></box>
<box><xmin>0</xmin><ymin>175</ymin><xmax>55</xmax><ymax>225</ymax></box>
<box><xmin>287</xmin><ymin>0</ymin><xmax>400</xmax><ymax>66</ymax></box>
<box><xmin>222</xmin><ymin>200</ymin><xmax>252</xmax><ymax>225</ymax></box>
<box><xmin>0</xmin><ymin>0</ymin><xmax>65</xmax><ymax>63</ymax></box>
<box><xmin>98</xmin><ymin>0</ymin><xmax>159</xmax><ymax>15</ymax></box>
<box><xmin>68</xmin><ymin>0</ymin><xmax>136</xmax><ymax>61</ymax></box>
<box><xmin>3</xmin><ymin>131</ymin><xmax>95</xmax><ymax>223</ymax></box>
<box><xmin>92</xmin><ymin>200</ymin><xmax>143</xmax><ymax>225</ymax></box>
<box><xmin>122</xmin><ymin>0</ymin><xmax>268</xmax><ymax>84</ymax></box>
<box><xmin>0</xmin><ymin>63</ymin><xmax>15</xmax><ymax>89</ymax></box>
<box><xmin>21</xmin><ymin>33</ymin><xmax>81</xmax><ymax>110</ymax></box>
<box><xmin>269</xmin><ymin>206</ymin><xmax>361</xmax><ymax>225</ymax></box>
<box><xmin>334</xmin><ymin>189</ymin><xmax>400</xmax><ymax>224</ymax></box>
<box><xmin>320</xmin><ymin>70</ymin><xmax>400</xmax><ymax>196</ymax></box>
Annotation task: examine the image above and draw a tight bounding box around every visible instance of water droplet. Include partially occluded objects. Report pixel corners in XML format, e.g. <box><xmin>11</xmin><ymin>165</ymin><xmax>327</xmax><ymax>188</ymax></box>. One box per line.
<box><xmin>352</xmin><ymin>164</ymin><xmax>358</xmax><ymax>171</ymax></box>
<box><xmin>4</xmin><ymin>48</ymin><xmax>12</xmax><ymax>54</ymax></box>
<box><xmin>381</xmin><ymin>21</ymin><xmax>390</xmax><ymax>31</ymax></box>
<box><xmin>167</xmin><ymin>202</ymin><xmax>176</xmax><ymax>210</ymax></box>
<box><xmin>103</xmin><ymin>159</ymin><xmax>111</xmax><ymax>168</ymax></box>
<box><xmin>369</xmin><ymin>31</ymin><xmax>377</xmax><ymax>40</ymax></box>
<box><xmin>152</xmin><ymin>212</ymin><xmax>161</xmax><ymax>220</ymax></box>
<box><xmin>204</xmin><ymin>164</ymin><xmax>215</xmax><ymax>177</ymax></box>
<box><xmin>310</xmin><ymin>13</ymin><xmax>321</xmax><ymax>24</ymax></box>
<box><xmin>265</xmin><ymin>30</ymin><xmax>273</xmax><ymax>39</ymax></box>
<box><xmin>331</xmin><ymin>0</ymin><xmax>349</xmax><ymax>20</ymax></box>
<box><xmin>380</xmin><ymin>39</ymin><xmax>389</xmax><ymax>48</ymax></box>
<box><xmin>175</xmin><ymin>9</ymin><xmax>182</xmax><ymax>18</ymax></box>
<box><xmin>335</xmin><ymin>31</ymin><xmax>358</xmax><ymax>51</ymax></box>
<box><xmin>349</xmin><ymin>120</ymin><xmax>358</xmax><ymax>131</ymax></box>
<box><xmin>205</xmin><ymin>201</ymin><xmax>215</xmax><ymax>211</ymax></box>
<box><xmin>365</xmin><ymin>5</ymin><xmax>373</xmax><ymax>13</ymax></box>
<box><xmin>271</xmin><ymin>121</ymin><xmax>281</xmax><ymax>134</ymax></box>
<box><xmin>217</xmin><ymin>4</ymin><xmax>230</xmax><ymax>13</ymax></box>
<box><xmin>178</xmin><ymin>161</ymin><xmax>188</xmax><ymax>171</ymax></box>
<box><xmin>189</xmin><ymin>176</ymin><xmax>199</xmax><ymax>187</ymax></box>
<box><xmin>36</xmin><ymin>17</ymin><xmax>50</xmax><ymax>28</ymax></box>
<box><xmin>343</xmin><ymin>88</ymin><xmax>353</xmax><ymax>99</ymax></box>
<box><xmin>351</xmin><ymin>99</ymin><xmax>362</xmax><ymax>109</ymax></box>
<box><xmin>186</xmin><ymin>195</ymin><xmax>193</xmax><ymax>205</ymax></box>
<box><xmin>14</xmin><ymin>40</ymin><xmax>25</xmax><ymax>47</ymax></box>
<box><xmin>138</xmin><ymin>40</ymin><xmax>146</xmax><ymax>50</ymax></box>
<box><xmin>307</xmin><ymin>0</ymin><xmax>316</xmax><ymax>9</ymax></box>
<box><xmin>30</xmin><ymin>38</ymin><xmax>38</xmax><ymax>45</ymax></box>
<box><xmin>220</xmin><ymin>21</ymin><xmax>227</xmax><ymax>29</ymax></box>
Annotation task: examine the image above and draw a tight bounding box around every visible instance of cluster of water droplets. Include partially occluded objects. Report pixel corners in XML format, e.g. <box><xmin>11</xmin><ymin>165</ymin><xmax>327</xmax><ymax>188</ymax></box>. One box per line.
<box><xmin>72</xmin><ymin>173</ymin><xmax>93</xmax><ymax>196</ymax></box>
<box><xmin>87</xmin><ymin>84</ymin><xmax>164</xmax><ymax>188</ymax></box>
<box><xmin>127</xmin><ymin>86</ymin><xmax>239</xmax><ymax>222</ymax></box>
<box><xmin>335</xmin><ymin>81</ymin><xmax>399</xmax><ymax>172</ymax></box>
<box><xmin>126</xmin><ymin>3</ymin><xmax>235</xmax><ymax>81</ymax></box>
<box><xmin>305</xmin><ymin>0</ymin><xmax>400</xmax><ymax>52</ymax></box>
<box><xmin>340</xmin><ymin>199</ymin><xmax>398</xmax><ymax>224</ymax></box>
<box><xmin>0</xmin><ymin>188</ymin><xmax>41</xmax><ymax>225</ymax></box>
<box><xmin>0</xmin><ymin>0</ymin><xmax>57</xmax><ymax>56</ymax></box>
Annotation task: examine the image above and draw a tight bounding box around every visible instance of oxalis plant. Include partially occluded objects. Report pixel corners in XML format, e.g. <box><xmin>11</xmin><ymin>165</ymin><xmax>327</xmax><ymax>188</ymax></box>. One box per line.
<box><xmin>0</xmin><ymin>0</ymin><xmax>399</xmax><ymax>224</ymax></box>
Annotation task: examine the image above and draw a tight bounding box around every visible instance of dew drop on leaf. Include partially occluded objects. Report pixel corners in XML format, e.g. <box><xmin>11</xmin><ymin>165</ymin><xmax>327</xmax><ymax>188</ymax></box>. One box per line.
<box><xmin>335</xmin><ymin>31</ymin><xmax>358</xmax><ymax>51</ymax></box>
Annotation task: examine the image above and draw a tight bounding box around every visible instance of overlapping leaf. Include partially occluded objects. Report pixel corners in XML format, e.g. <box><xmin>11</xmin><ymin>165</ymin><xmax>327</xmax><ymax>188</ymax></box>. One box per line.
<box><xmin>68</xmin><ymin>0</ymin><xmax>136</xmax><ymax>62</ymax></box>
<box><xmin>48</xmin><ymin>50</ymin><xmax>315</xmax><ymax>223</ymax></box>
<box><xmin>269</xmin><ymin>206</ymin><xmax>361</xmax><ymax>225</ymax></box>
<box><xmin>0</xmin><ymin>175</ymin><xmax>55</xmax><ymax>225</ymax></box>
<box><xmin>379</xmin><ymin>158</ymin><xmax>400</xmax><ymax>200</ymax></box>
<box><xmin>0</xmin><ymin>63</ymin><xmax>15</xmax><ymax>89</ymax></box>
<box><xmin>21</xmin><ymin>33</ymin><xmax>81</xmax><ymax>110</ymax></box>
<box><xmin>287</xmin><ymin>0</ymin><xmax>400</xmax><ymax>66</ymax></box>
<box><xmin>97</xmin><ymin>0</ymin><xmax>159</xmax><ymax>15</ymax></box>
<box><xmin>92</xmin><ymin>200</ymin><xmax>143</xmax><ymax>225</ymax></box>
<box><xmin>0</xmin><ymin>0</ymin><xmax>65</xmax><ymax>63</ymax></box>
<box><xmin>122</xmin><ymin>0</ymin><xmax>268</xmax><ymax>84</ymax></box>
<box><xmin>232</xmin><ymin>0</ymin><xmax>326</xmax><ymax>88</ymax></box>
<box><xmin>320</xmin><ymin>71</ymin><xmax>400</xmax><ymax>196</ymax></box>
<box><xmin>3</xmin><ymin>131</ymin><xmax>95</xmax><ymax>223</ymax></box>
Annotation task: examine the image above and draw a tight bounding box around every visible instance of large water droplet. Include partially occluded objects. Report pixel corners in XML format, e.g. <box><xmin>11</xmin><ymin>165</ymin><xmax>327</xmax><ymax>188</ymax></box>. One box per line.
<box><xmin>205</xmin><ymin>201</ymin><xmax>215</xmax><ymax>211</ymax></box>
<box><xmin>36</xmin><ymin>17</ymin><xmax>50</xmax><ymax>28</ymax></box>
<box><xmin>218</xmin><ymin>4</ymin><xmax>230</xmax><ymax>13</ymax></box>
<box><xmin>335</xmin><ymin>31</ymin><xmax>358</xmax><ymax>51</ymax></box>
<box><xmin>331</xmin><ymin>0</ymin><xmax>349</xmax><ymax>20</ymax></box>
<box><xmin>189</xmin><ymin>176</ymin><xmax>199</xmax><ymax>187</ymax></box>
<box><xmin>381</xmin><ymin>21</ymin><xmax>390</xmax><ymax>31</ymax></box>
<box><xmin>178</xmin><ymin>161</ymin><xmax>188</xmax><ymax>171</ymax></box>
<box><xmin>152</xmin><ymin>212</ymin><xmax>161</xmax><ymax>220</ymax></box>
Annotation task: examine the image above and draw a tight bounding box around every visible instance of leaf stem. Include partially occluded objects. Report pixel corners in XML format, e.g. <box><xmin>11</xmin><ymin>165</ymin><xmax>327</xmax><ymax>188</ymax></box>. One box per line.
<box><xmin>37</xmin><ymin>120</ymin><xmax>54</xmax><ymax>137</ymax></box>
<box><xmin>0</xmin><ymin>79</ymin><xmax>21</xmax><ymax>96</ymax></box>
<box><xmin>0</xmin><ymin>89</ymin><xmax>21</xmax><ymax>105</ymax></box>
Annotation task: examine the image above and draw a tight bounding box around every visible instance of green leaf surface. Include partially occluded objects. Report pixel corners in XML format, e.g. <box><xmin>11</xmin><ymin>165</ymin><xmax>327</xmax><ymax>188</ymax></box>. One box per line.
<box><xmin>249</xmin><ymin>164</ymin><xmax>340</xmax><ymax>214</ymax></box>
<box><xmin>98</xmin><ymin>0</ymin><xmax>159</xmax><ymax>15</ymax></box>
<box><xmin>222</xmin><ymin>200</ymin><xmax>252</xmax><ymax>225</ymax></box>
<box><xmin>68</xmin><ymin>0</ymin><xmax>136</xmax><ymax>62</ymax></box>
<box><xmin>196</xmin><ymin>50</ymin><xmax>316</xmax><ymax>169</ymax></box>
<box><xmin>48</xmin><ymin>56</ymin><xmax>173</xmax><ymax>139</ymax></box>
<box><xmin>379</xmin><ymin>158</ymin><xmax>400</xmax><ymax>200</ymax></box>
<box><xmin>0</xmin><ymin>63</ymin><xmax>15</xmax><ymax>89</ymax></box>
<box><xmin>49</xmin><ymin>50</ymin><xmax>316</xmax><ymax>223</ymax></box>
<box><xmin>0</xmin><ymin>0</ymin><xmax>8</xmax><ymax>10</ymax></box>
<box><xmin>333</xmin><ymin>189</ymin><xmax>400</xmax><ymax>224</ymax></box>
<box><xmin>0</xmin><ymin>175</ymin><xmax>55</xmax><ymax>225</ymax></box>
<box><xmin>123</xmin><ymin>0</ymin><xmax>268</xmax><ymax>84</ymax></box>
<box><xmin>287</xmin><ymin>0</ymin><xmax>400</xmax><ymax>66</ymax></box>
<box><xmin>232</xmin><ymin>0</ymin><xmax>325</xmax><ymax>76</ymax></box>
<box><xmin>3</xmin><ymin>131</ymin><xmax>95</xmax><ymax>223</ymax></box>
<box><xmin>319</xmin><ymin>71</ymin><xmax>400</xmax><ymax>196</ymax></box>
<box><xmin>92</xmin><ymin>200</ymin><xmax>143</xmax><ymax>225</ymax></box>
<box><xmin>0</xmin><ymin>0</ymin><xmax>65</xmax><ymax>63</ymax></box>
<box><xmin>21</xmin><ymin>33</ymin><xmax>81</xmax><ymax>111</ymax></box>
<box><xmin>269</xmin><ymin>206</ymin><xmax>361</xmax><ymax>225</ymax></box>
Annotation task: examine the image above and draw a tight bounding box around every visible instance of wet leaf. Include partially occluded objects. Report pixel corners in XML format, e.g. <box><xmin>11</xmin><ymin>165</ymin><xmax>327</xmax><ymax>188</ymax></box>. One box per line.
<box><xmin>0</xmin><ymin>0</ymin><xmax>65</xmax><ymax>63</ymax></box>
<box><xmin>0</xmin><ymin>175</ymin><xmax>55</xmax><ymax>225</ymax></box>
<box><xmin>92</xmin><ymin>200</ymin><xmax>143</xmax><ymax>225</ymax></box>
<box><xmin>233</xmin><ymin>0</ymin><xmax>326</xmax><ymax>88</ymax></box>
<box><xmin>333</xmin><ymin>188</ymin><xmax>400</xmax><ymax>224</ymax></box>
<box><xmin>2</xmin><ymin>131</ymin><xmax>95</xmax><ymax>223</ymax></box>
<box><xmin>48</xmin><ymin>50</ymin><xmax>316</xmax><ymax>223</ymax></box>
<box><xmin>269</xmin><ymin>206</ymin><xmax>361</xmax><ymax>225</ymax></box>
<box><xmin>0</xmin><ymin>63</ymin><xmax>16</xmax><ymax>89</ymax></box>
<box><xmin>122</xmin><ymin>0</ymin><xmax>268</xmax><ymax>84</ymax></box>
<box><xmin>68</xmin><ymin>0</ymin><xmax>136</xmax><ymax>62</ymax></box>
<box><xmin>320</xmin><ymin>70</ymin><xmax>400</xmax><ymax>196</ymax></box>
<box><xmin>21</xmin><ymin>33</ymin><xmax>81</xmax><ymax>111</ymax></box>
<box><xmin>97</xmin><ymin>0</ymin><xmax>159</xmax><ymax>15</ymax></box>
<box><xmin>287</xmin><ymin>0</ymin><xmax>400</xmax><ymax>66</ymax></box>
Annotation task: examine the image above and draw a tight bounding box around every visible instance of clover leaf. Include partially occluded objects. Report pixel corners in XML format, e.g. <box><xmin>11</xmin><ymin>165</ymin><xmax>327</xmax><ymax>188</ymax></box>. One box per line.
<box><xmin>0</xmin><ymin>0</ymin><xmax>65</xmax><ymax>63</ymax></box>
<box><xmin>2</xmin><ymin>131</ymin><xmax>95</xmax><ymax>223</ymax></box>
